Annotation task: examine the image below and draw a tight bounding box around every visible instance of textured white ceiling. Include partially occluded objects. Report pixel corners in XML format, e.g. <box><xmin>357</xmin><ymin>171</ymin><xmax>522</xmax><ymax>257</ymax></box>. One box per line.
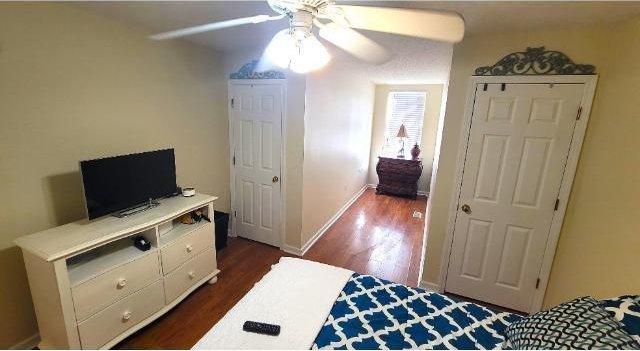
<box><xmin>319</xmin><ymin>32</ymin><xmax>453</xmax><ymax>84</ymax></box>
<box><xmin>80</xmin><ymin>1</ymin><xmax>640</xmax><ymax>52</ymax></box>
<box><xmin>80</xmin><ymin>2</ymin><xmax>282</xmax><ymax>53</ymax></box>
<box><xmin>79</xmin><ymin>1</ymin><xmax>640</xmax><ymax>84</ymax></box>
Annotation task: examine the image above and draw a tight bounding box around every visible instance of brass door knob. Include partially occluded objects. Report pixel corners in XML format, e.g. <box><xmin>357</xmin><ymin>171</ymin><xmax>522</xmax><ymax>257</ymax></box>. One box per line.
<box><xmin>461</xmin><ymin>204</ymin><xmax>472</xmax><ymax>214</ymax></box>
<box><xmin>272</xmin><ymin>176</ymin><xmax>280</xmax><ymax>183</ymax></box>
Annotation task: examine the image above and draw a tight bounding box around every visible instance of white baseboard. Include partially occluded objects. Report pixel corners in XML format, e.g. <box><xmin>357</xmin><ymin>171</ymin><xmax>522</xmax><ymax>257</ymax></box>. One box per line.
<box><xmin>297</xmin><ymin>185</ymin><xmax>368</xmax><ymax>256</ymax></box>
<box><xmin>368</xmin><ymin>184</ymin><xmax>430</xmax><ymax>198</ymax></box>
<box><xmin>9</xmin><ymin>333</ymin><xmax>39</xmax><ymax>350</ymax></box>
<box><xmin>280</xmin><ymin>244</ymin><xmax>303</xmax><ymax>256</ymax></box>
<box><xmin>418</xmin><ymin>280</ymin><xmax>441</xmax><ymax>292</ymax></box>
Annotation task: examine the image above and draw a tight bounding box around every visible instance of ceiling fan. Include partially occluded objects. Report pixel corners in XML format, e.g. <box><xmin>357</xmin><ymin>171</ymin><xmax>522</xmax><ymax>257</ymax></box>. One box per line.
<box><xmin>150</xmin><ymin>0</ymin><xmax>465</xmax><ymax>74</ymax></box>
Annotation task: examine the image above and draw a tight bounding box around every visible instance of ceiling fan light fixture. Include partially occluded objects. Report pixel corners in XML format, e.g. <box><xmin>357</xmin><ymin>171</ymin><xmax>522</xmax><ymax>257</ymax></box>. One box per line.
<box><xmin>264</xmin><ymin>28</ymin><xmax>330</xmax><ymax>74</ymax></box>
<box><xmin>150</xmin><ymin>1</ymin><xmax>465</xmax><ymax>71</ymax></box>
<box><xmin>289</xmin><ymin>33</ymin><xmax>330</xmax><ymax>73</ymax></box>
<box><xmin>264</xmin><ymin>29</ymin><xmax>297</xmax><ymax>68</ymax></box>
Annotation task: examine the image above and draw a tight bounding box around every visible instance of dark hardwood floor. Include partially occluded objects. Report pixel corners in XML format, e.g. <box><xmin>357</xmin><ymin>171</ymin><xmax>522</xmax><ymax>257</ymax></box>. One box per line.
<box><xmin>116</xmin><ymin>188</ymin><xmax>427</xmax><ymax>349</ymax></box>
<box><xmin>116</xmin><ymin>238</ymin><xmax>291</xmax><ymax>349</ymax></box>
<box><xmin>304</xmin><ymin>188</ymin><xmax>427</xmax><ymax>286</ymax></box>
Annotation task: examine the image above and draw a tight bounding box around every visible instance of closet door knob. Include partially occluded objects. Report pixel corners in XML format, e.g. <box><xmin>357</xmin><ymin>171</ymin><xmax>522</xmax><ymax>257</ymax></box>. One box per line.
<box><xmin>188</xmin><ymin>271</ymin><xmax>195</xmax><ymax>279</ymax></box>
<box><xmin>461</xmin><ymin>204</ymin><xmax>472</xmax><ymax>214</ymax></box>
<box><xmin>122</xmin><ymin>311</ymin><xmax>132</xmax><ymax>322</ymax></box>
<box><xmin>117</xmin><ymin>278</ymin><xmax>127</xmax><ymax>289</ymax></box>
<box><xmin>186</xmin><ymin>244</ymin><xmax>193</xmax><ymax>253</ymax></box>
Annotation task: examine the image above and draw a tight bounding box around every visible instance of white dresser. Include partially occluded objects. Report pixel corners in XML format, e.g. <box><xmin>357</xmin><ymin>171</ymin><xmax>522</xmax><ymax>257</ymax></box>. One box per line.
<box><xmin>14</xmin><ymin>194</ymin><xmax>220</xmax><ymax>349</ymax></box>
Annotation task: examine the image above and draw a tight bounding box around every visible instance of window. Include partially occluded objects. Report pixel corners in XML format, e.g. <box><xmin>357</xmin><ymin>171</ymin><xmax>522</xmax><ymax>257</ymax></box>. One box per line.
<box><xmin>383</xmin><ymin>91</ymin><xmax>427</xmax><ymax>154</ymax></box>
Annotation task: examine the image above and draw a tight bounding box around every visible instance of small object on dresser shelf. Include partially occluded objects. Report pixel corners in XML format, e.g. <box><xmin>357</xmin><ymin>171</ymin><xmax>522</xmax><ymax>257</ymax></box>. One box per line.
<box><xmin>182</xmin><ymin>187</ymin><xmax>196</xmax><ymax>197</ymax></box>
<box><xmin>132</xmin><ymin>236</ymin><xmax>151</xmax><ymax>251</ymax></box>
<box><xmin>411</xmin><ymin>143</ymin><xmax>421</xmax><ymax>160</ymax></box>
<box><xmin>198</xmin><ymin>210</ymin><xmax>211</xmax><ymax>222</ymax></box>
<box><xmin>243</xmin><ymin>321</ymin><xmax>281</xmax><ymax>336</ymax></box>
<box><xmin>179</xmin><ymin>213</ymin><xmax>196</xmax><ymax>225</ymax></box>
<box><xmin>191</xmin><ymin>210</ymin><xmax>211</xmax><ymax>223</ymax></box>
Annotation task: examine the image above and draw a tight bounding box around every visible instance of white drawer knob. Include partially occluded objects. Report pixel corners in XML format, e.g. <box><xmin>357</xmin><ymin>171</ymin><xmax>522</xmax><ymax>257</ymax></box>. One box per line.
<box><xmin>117</xmin><ymin>278</ymin><xmax>127</xmax><ymax>289</ymax></box>
<box><xmin>186</xmin><ymin>244</ymin><xmax>193</xmax><ymax>253</ymax></box>
<box><xmin>122</xmin><ymin>311</ymin><xmax>132</xmax><ymax>322</ymax></box>
<box><xmin>188</xmin><ymin>271</ymin><xmax>195</xmax><ymax>279</ymax></box>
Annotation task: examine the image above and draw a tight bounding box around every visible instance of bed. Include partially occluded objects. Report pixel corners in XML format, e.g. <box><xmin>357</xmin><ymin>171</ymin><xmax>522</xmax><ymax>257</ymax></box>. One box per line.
<box><xmin>312</xmin><ymin>273</ymin><xmax>521</xmax><ymax>349</ymax></box>
<box><xmin>193</xmin><ymin>258</ymin><xmax>639</xmax><ymax>350</ymax></box>
<box><xmin>192</xmin><ymin>257</ymin><xmax>522</xmax><ymax>350</ymax></box>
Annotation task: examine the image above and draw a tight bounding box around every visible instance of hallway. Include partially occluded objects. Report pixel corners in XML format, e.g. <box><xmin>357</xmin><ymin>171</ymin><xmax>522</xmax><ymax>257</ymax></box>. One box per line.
<box><xmin>305</xmin><ymin>188</ymin><xmax>428</xmax><ymax>286</ymax></box>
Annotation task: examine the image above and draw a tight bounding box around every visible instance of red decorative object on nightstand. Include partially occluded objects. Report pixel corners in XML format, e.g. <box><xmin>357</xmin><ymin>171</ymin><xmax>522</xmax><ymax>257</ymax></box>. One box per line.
<box><xmin>410</xmin><ymin>143</ymin><xmax>421</xmax><ymax>160</ymax></box>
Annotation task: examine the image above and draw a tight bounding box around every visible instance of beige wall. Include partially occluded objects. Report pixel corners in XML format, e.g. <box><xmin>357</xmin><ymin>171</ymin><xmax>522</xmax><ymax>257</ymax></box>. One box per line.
<box><xmin>301</xmin><ymin>64</ymin><xmax>375</xmax><ymax>245</ymax></box>
<box><xmin>543</xmin><ymin>16</ymin><xmax>640</xmax><ymax>308</ymax></box>
<box><xmin>0</xmin><ymin>3</ymin><xmax>228</xmax><ymax>347</ymax></box>
<box><xmin>367</xmin><ymin>84</ymin><xmax>444</xmax><ymax>193</ymax></box>
<box><xmin>421</xmin><ymin>18</ymin><xmax>640</xmax><ymax>308</ymax></box>
<box><xmin>223</xmin><ymin>50</ymin><xmax>306</xmax><ymax>249</ymax></box>
<box><xmin>283</xmin><ymin>74</ymin><xmax>307</xmax><ymax>248</ymax></box>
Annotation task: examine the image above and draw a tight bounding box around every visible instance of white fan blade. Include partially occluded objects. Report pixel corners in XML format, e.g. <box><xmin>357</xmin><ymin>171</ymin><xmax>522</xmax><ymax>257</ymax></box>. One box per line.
<box><xmin>318</xmin><ymin>22</ymin><xmax>392</xmax><ymax>64</ymax></box>
<box><xmin>335</xmin><ymin>5</ymin><xmax>464</xmax><ymax>43</ymax></box>
<box><xmin>149</xmin><ymin>15</ymin><xmax>284</xmax><ymax>40</ymax></box>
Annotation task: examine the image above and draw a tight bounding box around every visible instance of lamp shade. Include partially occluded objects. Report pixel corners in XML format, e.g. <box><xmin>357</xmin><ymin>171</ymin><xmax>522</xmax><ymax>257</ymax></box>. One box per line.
<box><xmin>396</xmin><ymin>124</ymin><xmax>408</xmax><ymax>138</ymax></box>
<box><xmin>264</xmin><ymin>29</ymin><xmax>330</xmax><ymax>74</ymax></box>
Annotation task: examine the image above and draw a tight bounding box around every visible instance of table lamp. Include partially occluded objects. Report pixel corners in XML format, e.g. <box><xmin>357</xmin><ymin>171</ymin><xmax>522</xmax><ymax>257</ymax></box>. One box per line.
<box><xmin>396</xmin><ymin>124</ymin><xmax>408</xmax><ymax>158</ymax></box>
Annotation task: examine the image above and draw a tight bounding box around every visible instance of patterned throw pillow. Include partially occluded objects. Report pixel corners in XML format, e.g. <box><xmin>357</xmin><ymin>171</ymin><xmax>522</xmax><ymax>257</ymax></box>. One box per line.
<box><xmin>505</xmin><ymin>297</ymin><xmax>640</xmax><ymax>349</ymax></box>
<box><xmin>600</xmin><ymin>295</ymin><xmax>640</xmax><ymax>344</ymax></box>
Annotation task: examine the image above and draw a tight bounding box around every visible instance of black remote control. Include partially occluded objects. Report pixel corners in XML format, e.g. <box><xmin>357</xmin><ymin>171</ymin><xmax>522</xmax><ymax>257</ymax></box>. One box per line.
<box><xmin>242</xmin><ymin>321</ymin><xmax>281</xmax><ymax>336</ymax></box>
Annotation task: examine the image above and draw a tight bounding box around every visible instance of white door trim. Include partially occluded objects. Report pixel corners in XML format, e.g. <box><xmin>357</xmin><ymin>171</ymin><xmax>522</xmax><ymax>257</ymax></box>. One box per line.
<box><xmin>438</xmin><ymin>75</ymin><xmax>598</xmax><ymax>313</ymax></box>
<box><xmin>228</xmin><ymin>79</ymin><xmax>287</xmax><ymax>249</ymax></box>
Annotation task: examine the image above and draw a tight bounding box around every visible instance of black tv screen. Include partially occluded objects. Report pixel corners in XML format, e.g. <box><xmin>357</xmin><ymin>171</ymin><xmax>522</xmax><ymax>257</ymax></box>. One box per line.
<box><xmin>80</xmin><ymin>149</ymin><xmax>177</xmax><ymax>219</ymax></box>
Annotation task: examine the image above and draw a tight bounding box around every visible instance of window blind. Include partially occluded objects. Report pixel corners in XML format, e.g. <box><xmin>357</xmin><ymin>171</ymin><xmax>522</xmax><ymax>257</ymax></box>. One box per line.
<box><xmin>384</xmin><ymin>91</ymin><xmax>427</xmax><ymax>153</ymax></box>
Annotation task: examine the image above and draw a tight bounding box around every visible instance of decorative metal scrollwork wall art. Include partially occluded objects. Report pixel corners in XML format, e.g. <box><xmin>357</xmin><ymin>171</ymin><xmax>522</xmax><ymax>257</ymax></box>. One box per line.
<box><xmin>475</xmin><ymin>47</ymin><xmax>596</xmax><ymax>76</ymax></box>
<box><xmin>229</xmin><ymin>60</ymin><xmax>285</xmax><ymax>79</ymax></box>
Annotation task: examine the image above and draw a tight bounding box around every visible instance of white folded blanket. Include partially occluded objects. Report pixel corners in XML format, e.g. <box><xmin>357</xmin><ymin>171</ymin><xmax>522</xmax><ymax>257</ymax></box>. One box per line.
<box><xmin>192</xmin><ymin>257</ymin><xmax>353</xmax><ymax>350</ymax></box>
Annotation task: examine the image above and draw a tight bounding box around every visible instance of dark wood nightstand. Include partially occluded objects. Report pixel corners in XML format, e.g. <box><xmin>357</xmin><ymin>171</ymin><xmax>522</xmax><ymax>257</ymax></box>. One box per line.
<box><xmin>376</xmin><ymin>156</ymin><xmax>423</xmax><ymax>199</ymax></box>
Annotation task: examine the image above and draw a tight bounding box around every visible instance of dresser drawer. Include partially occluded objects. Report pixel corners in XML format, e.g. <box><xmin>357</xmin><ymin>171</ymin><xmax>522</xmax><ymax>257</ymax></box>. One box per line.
<box><xmin>72</xmin><ymin>251</ymin><xmax>161</xmax><ymax>321</ymax></box>
<box><xmin>161</xmin><ymin>223</ymin><xmax>213</xmax><ymax>274</ymax></box>
<box><xmin>164</xmin><ymin>248</ymin><xmax>216</xmax><ymax>303</ymax></box>
<box><xmin>77</xmin><ymin>280</ymin><xmax>164</xmax><ymax>349</ymax></box>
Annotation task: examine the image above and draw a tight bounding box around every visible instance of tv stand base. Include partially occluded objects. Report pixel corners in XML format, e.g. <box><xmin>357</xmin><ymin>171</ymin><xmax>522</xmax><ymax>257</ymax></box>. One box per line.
<box><xmin>112</xmin><ymin>200</ymin><xmax>160</xmax><ymax>218</ymax></box>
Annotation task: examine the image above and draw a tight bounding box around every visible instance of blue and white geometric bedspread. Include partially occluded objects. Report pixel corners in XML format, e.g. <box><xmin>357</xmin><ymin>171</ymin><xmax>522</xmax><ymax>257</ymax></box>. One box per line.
<box><xmin>313</xmin><ymin>274</ymin><xmax>523</xmax><ymax>350</ymax></box>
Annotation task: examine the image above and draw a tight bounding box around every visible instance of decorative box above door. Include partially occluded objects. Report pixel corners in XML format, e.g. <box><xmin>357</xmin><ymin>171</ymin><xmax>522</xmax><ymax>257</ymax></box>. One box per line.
<box><xmin>376</xmin><ymin>157</ymin><xmax>422</xmax><ymax>199</ymax></box>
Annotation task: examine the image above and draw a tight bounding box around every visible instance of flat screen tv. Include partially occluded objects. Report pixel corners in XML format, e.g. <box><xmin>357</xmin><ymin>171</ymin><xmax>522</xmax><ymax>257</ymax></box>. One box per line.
<box><xmin>80</xmin><ymin>149</ymin><xmax>177</xmax><ymax>219</ymax></box>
